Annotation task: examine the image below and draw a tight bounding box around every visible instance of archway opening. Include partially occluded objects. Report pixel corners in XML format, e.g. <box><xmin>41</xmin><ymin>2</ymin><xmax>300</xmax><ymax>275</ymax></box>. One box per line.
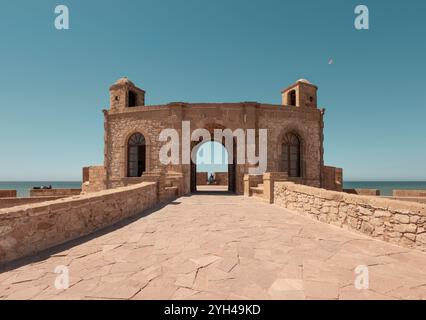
<box><xmin>288</xmin><ymin>90</ymin><xmax>296</xmax><ymax>106</ymax></box>
<box><xmin>281</xmin><ymin>133</ymin><xmax>301</xmax><ymax>177</ymax></box>
<box><xmin>191</xmin><ymin>140</ymin><xmax>236</xmax><ymax>193</ymax></box>
<box><xmin>128</xmin><ymin>91</ymin><xmax>137</xmax><ymax>107</ymax></box>
<box><xmin>127</xmin><ymin>133</ymin><xmax>146</xmax><ymax>177</ymax></box>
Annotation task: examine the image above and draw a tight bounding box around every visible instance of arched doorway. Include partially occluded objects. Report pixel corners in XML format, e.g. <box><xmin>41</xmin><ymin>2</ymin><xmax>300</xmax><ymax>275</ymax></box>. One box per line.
<box><xmin>288</xmin><ymin>90</ymin><xmax>296</xmax><ymax>106</ymax></box>
<box><xmin>127</xmin><ymin>133</ymin><xmax>146</xmax><ymax>177</ymax></box>
<box><xmin>281</xmin><ymin>132</ymin><xmax>301</xmax><ymax>177</ymax></box>
<box><xmin>190</xmin><ymin>139</ymin><xmax>236</xmax><ymax>193</ymax></box>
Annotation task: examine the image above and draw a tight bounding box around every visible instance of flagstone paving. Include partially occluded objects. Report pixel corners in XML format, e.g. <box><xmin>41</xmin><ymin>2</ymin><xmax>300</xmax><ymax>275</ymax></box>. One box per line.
<box><xmin>1</xmin><ymin>193</ymin><xmax>426</xmax><ymax>300</ymax></box>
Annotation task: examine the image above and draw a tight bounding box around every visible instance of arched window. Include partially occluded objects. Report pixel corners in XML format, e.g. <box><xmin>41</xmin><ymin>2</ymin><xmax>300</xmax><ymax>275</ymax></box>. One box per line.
<box><xmin>288</xmin><ymin>90</ymin><xmax>296</xmax><ymax>106</ymax></box>
<box><xmin>128</xmin><ymin>91</ymin><xmax>137</xmax><ymax>107</ymax></box>
<box><xmin>127</xmin><ymin>133</ymin><xmax>146</xmax><ymax>177</ymax></box>
<box><xmin>281</xmin><ymin>133</ymin><xmax>301</xmax><ymax>177</ymax></box>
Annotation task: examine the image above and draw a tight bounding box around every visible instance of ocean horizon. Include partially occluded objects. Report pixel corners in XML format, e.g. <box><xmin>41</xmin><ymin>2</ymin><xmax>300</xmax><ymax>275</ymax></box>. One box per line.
<box><xmin>1</xmin><ymin>180</ymin><xmax>426</xmax><ymax>198</ymax></box>
<box><xmin>343</xmin><ymin>181</ymin><xmax>426</xmax><ymax>196</ymax></box>
<box><xmin>0</xmin><ymin>181</ymin><xmax>82</xmax><ymax>198</ymax></box>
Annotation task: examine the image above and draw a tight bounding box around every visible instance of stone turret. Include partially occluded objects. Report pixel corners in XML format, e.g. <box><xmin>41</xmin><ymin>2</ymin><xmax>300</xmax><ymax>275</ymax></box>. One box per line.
<box><xmin>281</xmin><ymin>79</ymin><xmax>318</xmax><ymax>108</ymax></box>
<box><xmin>109</xmin><ymin>77</ymin><xmax>146</xmax><ymax>112</ymax></box>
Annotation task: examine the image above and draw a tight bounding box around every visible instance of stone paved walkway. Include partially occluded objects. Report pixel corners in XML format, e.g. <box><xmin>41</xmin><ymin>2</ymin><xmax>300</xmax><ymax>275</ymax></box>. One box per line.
<box><xmin>1</xmin><ymin>193</ymin><xmax>426</xmax><ymax>300</ymax></box>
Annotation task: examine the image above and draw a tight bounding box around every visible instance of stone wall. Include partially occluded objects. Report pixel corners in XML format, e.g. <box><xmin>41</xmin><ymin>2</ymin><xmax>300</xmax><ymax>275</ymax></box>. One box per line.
<box><xmin>344</xmin><ymin>189</ymin><xmax>381</xmax><ymax>196</ymax></box>
<box><xmin>105</xmin><ymin>102</ymin><xmax>325</xmax><ymax>194</ymax></box>
<box><xmin>0</xmin><ymin>190</ymin><xmax>16</xmax><ymax>198</ymax></box>
<box><xmin>386</xmin><ymin>197</ymin><xmax>426</xmax><ymax>204</ymax></box>
<box><xmin>196</xmin><ymin>172</ymin><xmax>208</xmax><ymax>185</ymax></box>
<box><xmin>393</xmin><ymin>190</ymin><xmax>426</xmax><ymax>197</ymax></box>
<box><xmin>244</xmin><ymin>173</ymin><xmax>288</xmax><ymax>203</ymax></box>
<box><xmin>322</xmin><ymin>166</ymin><xmax>343</xmax><ymax>191</ymax></box>
<box><xmin>274</xmin><ymin>182</ymin><xmax>426</xmax><ymax>251</ymax></box>
<box><xmin>0</xmin><ymin>197</ymin><xmax>64</xmax><ymax>210</ymax></box>
<box><xmin>82</xmin><ymin>166</ymin><xmax>107</xmax><ymax>193</ymax></box>
<box><xmin>30</xmin><ymin>189</ymin><xmax>81</xmax><ymax>197</ymax></box>
<box><xmin>0</xmin><ymin>182</ymin><xmax>157</xmax><ymax>265</ymax></box>
<box><xmin>141</xmin><ymin>170</ymin><xmax>183</xmax><ymax>202</ymax></box>
<box><xmin>214</xmin><ymin>172</ymin><xmax>228</xmax><ymax>186</ymax></box>
<box><xmin>196</xmin><ymin>172</ymin><xmax>228</xmax><ymax>186</ymax></box>
<box><xmin>256</xmin><ymin>106</ymin><xmax>323</xmax><ymax>188</ymax></box>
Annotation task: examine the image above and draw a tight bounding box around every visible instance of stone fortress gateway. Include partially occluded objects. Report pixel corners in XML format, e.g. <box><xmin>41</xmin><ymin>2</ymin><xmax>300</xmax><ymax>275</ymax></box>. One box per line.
<box><xmin>83</xmin><ymin>78</ymin><xmax>343</xmax><ymax>196</ymax></box>
<box><xmin>5</xmin><ymin>78</ymin><xmax>426</xmax><ymax>290</ymax></box>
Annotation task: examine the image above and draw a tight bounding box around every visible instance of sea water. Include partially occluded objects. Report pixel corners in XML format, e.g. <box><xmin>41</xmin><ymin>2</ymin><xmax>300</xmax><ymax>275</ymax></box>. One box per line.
<box><xmin>343</xmin><ymin>181</ymin><xmax>426</xmax><ymax>196</ymax></box>
<box><xmin>0</xmin><ymin>181</ymin><xmax>82</xmax><ymax>198</ymax></box>
<box><xmin>1</xmin><ymin>181</ymin><xmax>426</xmax><ymax>198</ymax></box>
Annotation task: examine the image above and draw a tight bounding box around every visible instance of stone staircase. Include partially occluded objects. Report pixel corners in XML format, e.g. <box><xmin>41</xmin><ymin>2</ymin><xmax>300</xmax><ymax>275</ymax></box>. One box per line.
<box><xmin>250</xmin><ymin>183</ymin><xmax>264</xmax><ymax>197</ymax></box>
<box><xmin>245</xmin><ymin>172</ymin><xmax>289</xmax><ymax>204</ymax></box>
<box><xmin>164</xmin><ymin>186</ymin><xmax>178</xmax><ymax>197</ymax></box>
<box><xmin>250</xmin><ymin>183</ymin><xmax>271</xmax><ymax>203</ymax></box>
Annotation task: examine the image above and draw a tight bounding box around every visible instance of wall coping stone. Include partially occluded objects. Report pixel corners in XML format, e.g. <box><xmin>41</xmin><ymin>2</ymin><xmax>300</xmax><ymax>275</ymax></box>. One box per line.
<box><xmin>0</xmin><ymin>182</ymin><xmax>158</xmax><ymax>265</ymax></box>
<box><xmin>276</xmin><ymin>181</ymin><xmax>426</xmax><ymax>216</ymax></box>
<box><xmin>0</xmin><ymin>182</ymin><xmax>157</xmax><ymax>219</ymax></box>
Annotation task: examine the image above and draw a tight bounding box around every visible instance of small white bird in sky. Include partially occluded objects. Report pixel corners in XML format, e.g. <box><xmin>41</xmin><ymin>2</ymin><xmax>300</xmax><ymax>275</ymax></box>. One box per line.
<box><xmin>328</xmin><ymin>58</ymin><xmax>334</xmax><ymax>65</ymax></box>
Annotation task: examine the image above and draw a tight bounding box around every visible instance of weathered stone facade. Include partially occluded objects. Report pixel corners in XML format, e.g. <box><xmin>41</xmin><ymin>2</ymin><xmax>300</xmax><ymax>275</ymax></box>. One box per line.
<box><xmin>84</xmin><ymin>77</ymin><xmax>342</xmax><ymax>195</ymax></box>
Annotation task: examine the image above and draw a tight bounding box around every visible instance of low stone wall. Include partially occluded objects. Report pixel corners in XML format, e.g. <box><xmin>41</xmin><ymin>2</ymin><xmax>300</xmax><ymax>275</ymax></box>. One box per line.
<box><xmin>344</xmin><ymin>189</ymin><xmax>381</xmax><ymax>196</ymax></box>
<box><xmin>196</xmin><ymin>172</ymin><xmax>228</xmax><ymax>186</ymax></box>
<box><xmin>82</xmin><ymin>166</ymin><xmax>107</xmax><ymax>193</ymax></box>
<box><xmin>0</xmin><ymin>197</ymin><xmax>64</xmax><ymax>210</ymax></box>
<box><xmin>393</xmin><ymin>190</ymin><xmax>426</xmax><ymax>197</ymax></box>
<box><xmin>196</xmin><ymin>172</ymin><xmax>208</xmax><ymax>185</ymax></box>
<box><xmin>274</xmin><ymin>182</ymin><xmax>426</xmax><ymax>251</ymax></box>
<box><xmin>322</xmin><ymin>166</ymin><xmax>343</xmax><ymax>191</ymax></box>
<box><xmin>386</xmin><ymin>197</ymin><xmax>426</xmax><ymax>204</ymax></box>
<box><xmin>0</xmin><ymin>182</ymin><xmax>157</xmax><ymax>265</ymax></box>
<box><xmin>30</xmin><ymin>189</ymin><xmax>82</xmax><ymax>197</ymax></box>
<box><xmin>0</xmin><ymin>190</ymin><xmax>17</xmax><ymax>199</ymax></box>
<box><xmin>214</xmin><ymin>172</ymin><xmax>228</xmax><ymax>186</ymax></box>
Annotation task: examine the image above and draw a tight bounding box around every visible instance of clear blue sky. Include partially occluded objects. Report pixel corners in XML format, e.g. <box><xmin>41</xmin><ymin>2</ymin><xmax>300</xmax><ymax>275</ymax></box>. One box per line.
<box><xmin>197</xmin><ymin>141</ymin><xmax>228</xmax><ymax>174</ymax></box>
<box><xmin>0</xmin><ymin>0</ymin><xmax>425</xmax><ymax>181</ymax></box>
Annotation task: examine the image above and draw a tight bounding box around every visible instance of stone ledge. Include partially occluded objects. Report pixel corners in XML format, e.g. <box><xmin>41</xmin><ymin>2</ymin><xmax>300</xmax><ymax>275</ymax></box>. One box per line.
<box><xmin>30</xmin><ymin>188</ymin><xmax>82</xmax><ymax>197</ymax></box>
<box><xmin>276</xmin><ymin>182</ymin><xmax>426</xmax><ymax>216</ymax></box>
<box><xmin>0</xmin><ymin>182</ymin><xmax>158</xmax><ymax>265</ymax></box>
<box><xmin>274</xmin><ymin>182</ymin><xmax>426</xmax><ymax>251</ymax></box>
<box><xmin>0</xmin><ymin>190</ymin><xmax>17</xmax><ymax>198</ymax></box>
<box><xmin>0</xmin><ymin>196</ymin><xmax>66</xmax><ymax>210</ymax></box>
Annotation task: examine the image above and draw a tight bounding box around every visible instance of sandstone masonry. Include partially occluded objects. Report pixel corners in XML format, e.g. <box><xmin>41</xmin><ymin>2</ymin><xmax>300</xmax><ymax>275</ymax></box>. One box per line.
<box><xmin>0</xmin><ymin>182</ymin><xmax>158</xmax><ymax>265</ymax></box>
<box><xmin>273</xmin><ymin>181</ymin><xmax>426</xmax><ymax>251</ymax></box>
<box><xmin>83</xmin><ymin>77</ymin><xmax>343</xmax><ymax>195</ymax></box>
